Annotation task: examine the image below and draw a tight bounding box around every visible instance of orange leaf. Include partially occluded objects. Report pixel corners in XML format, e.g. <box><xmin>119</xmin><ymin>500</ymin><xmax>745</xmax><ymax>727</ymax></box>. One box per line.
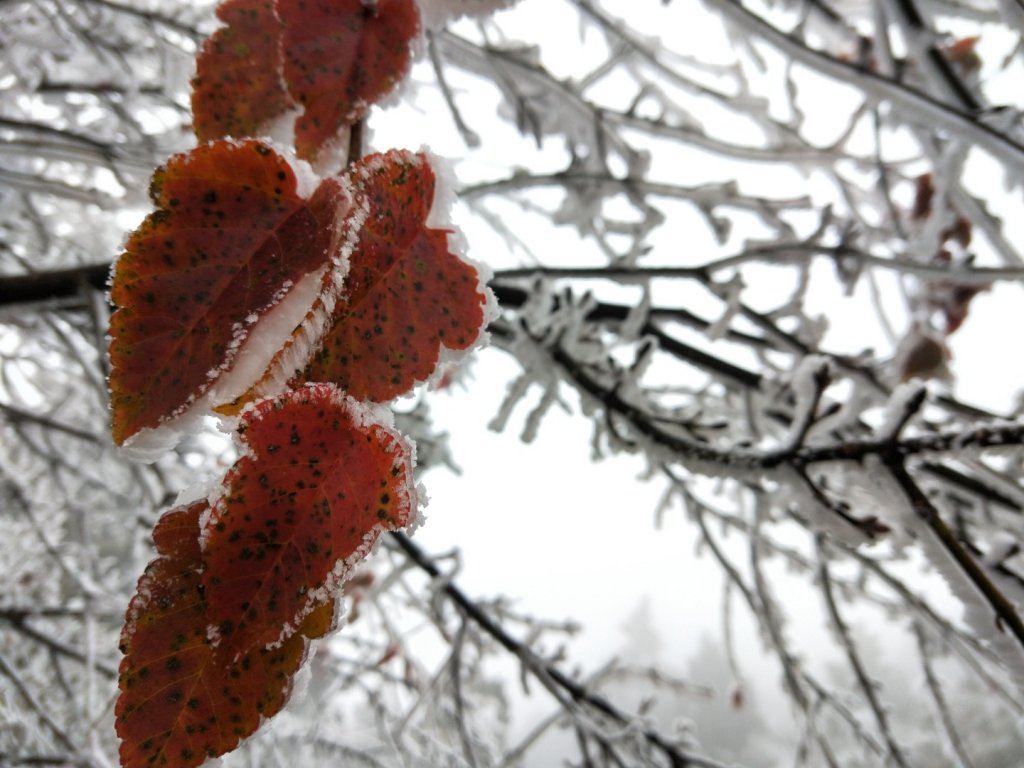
<box><xmin>116</xmin><ymin>501</ymin><xmax>335</xmax><ymax>768</ymax></box>
<box><xmin>201</xmin><ymin>383</ymin><xmax>416</xmax><ymax>661</ymax></box>
<box><xmin>279</xmin><ymin>0</ymin><xmax>419</xmax><ymax>160</ymax></box>
<box><xmin>107</xmin><ymin>139</ymin><xmax>347</xmax><ymax>446</ymax></box>
<box><xmin>192</xmin><ymin>0</ymin><xmax>294</xmax><ymax>143</ymax></box>
<box><xmin>301</xmin><ymin>150</ymin><xmax>490</xmax><ymax>400</ymax></box>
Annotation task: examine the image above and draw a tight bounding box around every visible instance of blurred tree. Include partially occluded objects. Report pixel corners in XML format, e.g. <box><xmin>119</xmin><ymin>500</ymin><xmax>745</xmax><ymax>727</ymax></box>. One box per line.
<box><xmin>3</xmin><ymin>0</ymin><xmax>1024</xmax><ymax>765</ymax></box>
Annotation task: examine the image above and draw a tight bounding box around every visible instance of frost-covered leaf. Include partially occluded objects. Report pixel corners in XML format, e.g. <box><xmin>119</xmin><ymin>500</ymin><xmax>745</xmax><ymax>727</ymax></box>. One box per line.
<box><xmin>116</xmin><ymin>501</ymin><xmax>335</xmax><ymax>768</ymax></box>
<box><xmin>192</xmin><ymin>0</ymin><xmax>293</xmax><ymax>142</ymax></box>
<box><xmin>201</xmin><ymin>383</ymin><xmax>416</xmax><ymax>661</ymax></box>
<box><xmin>108</xmin><ymin>139</ymin><xmax>346</xmax><ymax>446</ymax></box>
<box><xmin>279</xmin><ymin>0</ymin><xmax>419</xmax><ymax>160</ymax></box>
<box><xmin>190</xmin><ymin>0</ymin><xmax>418</xmax><ymax>160</ymax></box>
<box><xmin>300</xmin><ymin>150</ymin><xmax>490</xmax><ymax>400</ymax></box>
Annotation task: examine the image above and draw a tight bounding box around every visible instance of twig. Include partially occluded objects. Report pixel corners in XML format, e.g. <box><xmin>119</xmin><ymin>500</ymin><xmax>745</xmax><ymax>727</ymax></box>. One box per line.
<box><xmin>816</xmin><ymin>536</ymin><xmax>911</xmax><ymax>767</ymax></box>
<box><xmin>883</xmin><ymin>459</ymin><xmax>1024</xmax><ymax>655</ymax></box>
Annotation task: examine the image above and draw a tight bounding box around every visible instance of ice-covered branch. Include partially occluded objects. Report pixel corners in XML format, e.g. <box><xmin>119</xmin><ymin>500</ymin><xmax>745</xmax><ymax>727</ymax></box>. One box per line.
<box><xmin>816</xmin><ymin>536</ymin><xmax>912</xmax><ymax>767</ymax></box>
<box><xmin>883</xmin><ymin>458</ymin><xmax>1024</xmax><ymax>682</ymax></box>
<box><xmin>912</xmin><ymin>621</ymin><xmax>979</xmax><ymax>768</ymax></box>
<box><xmin>708</xmin><ymin>0</ymin><xmax>1024</xmax><ymax>175</ymax></box>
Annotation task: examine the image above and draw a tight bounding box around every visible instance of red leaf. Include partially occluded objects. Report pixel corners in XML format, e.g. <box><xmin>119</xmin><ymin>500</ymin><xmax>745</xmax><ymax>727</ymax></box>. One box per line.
<box><xmin>279</xmin><ymin>0</ymin><xmax>419</xmax><ymax>160</ymax></box>
<box><xmin>107</xmin><ymin>139</ymin><xmax>347</xmax><ymax>446</ymax></box>
<box><xmin>116</xmin><ymin>501</ymin><xmax>335</xmax><ymax>768</ymax></box>
<box><xmin>300</xmin><ymin>150</ymin><xmax>490</xmax><ymax>400</ymax></box>
<box><xmin>201</xmin><ymin>383</ymin><xmax>416</xmax><ymax>661</ymax></box>
<box><xmin>192</xmin><ymin>0</ymin><xmax>294</xmax><ymax>143</ymax></box>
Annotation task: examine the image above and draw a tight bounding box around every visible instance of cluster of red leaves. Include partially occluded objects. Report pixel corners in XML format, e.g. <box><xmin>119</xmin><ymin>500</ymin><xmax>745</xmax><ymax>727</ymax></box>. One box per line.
<box><xmin>192</xmin><ymin>0</ymin><xmax>418</xmax><ymax>161</ymax></box>
<box><xmin>108</xmin><ymin>142</ymin><xmax>487</xmax><ymax>444</ymax></box>
<box><xmin>115</xmin><ymin>388</ymin><xmax>415</xmax><ymax>768</ymax></box>
<box><xmin>109</xmin><ymin>1</ymin><xmax>492</xmax><ymax>766</ymax></box>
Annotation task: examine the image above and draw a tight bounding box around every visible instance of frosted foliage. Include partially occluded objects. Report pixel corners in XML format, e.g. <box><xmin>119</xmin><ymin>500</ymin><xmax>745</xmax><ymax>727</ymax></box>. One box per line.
<box><xmin>7</xmin><ymin>0</ymin><xmax>1024</xmax><ymax>766</ymax></box>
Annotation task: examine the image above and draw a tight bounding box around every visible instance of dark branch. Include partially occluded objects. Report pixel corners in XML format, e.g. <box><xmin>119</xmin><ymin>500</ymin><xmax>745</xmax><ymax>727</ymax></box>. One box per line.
<box><xmin>0</xmin><ymin>264</ymin><xmax>110</xmax><ymax>308</ymax></box>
